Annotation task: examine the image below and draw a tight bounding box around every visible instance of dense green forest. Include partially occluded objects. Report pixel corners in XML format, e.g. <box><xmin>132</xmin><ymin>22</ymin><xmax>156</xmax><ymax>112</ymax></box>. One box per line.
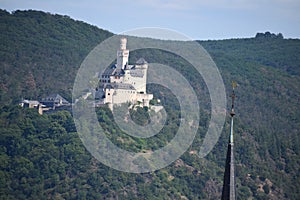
<box><xmin>0</xmin><ymin>9</ymin><xmax>112</xmax><ymax>103</ymax></box>
<box><xmin>0</xmin><ymin>9</ymin><xmax>300</xmax><ymax>199</ymax></box>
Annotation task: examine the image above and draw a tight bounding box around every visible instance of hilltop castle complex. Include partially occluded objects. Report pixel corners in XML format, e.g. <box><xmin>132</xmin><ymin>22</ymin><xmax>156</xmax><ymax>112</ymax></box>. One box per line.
<box><xmin>97</xmin><ymin>38</ymin><xmax>153</xmax><ymax>110</ymax></box>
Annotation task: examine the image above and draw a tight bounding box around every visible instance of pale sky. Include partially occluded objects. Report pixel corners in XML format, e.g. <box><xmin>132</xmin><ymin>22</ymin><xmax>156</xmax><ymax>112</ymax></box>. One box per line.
<box><xmin>1</xmin><ymin>0</ymin><xmax>299</xmax><ymax>40</ymax></box>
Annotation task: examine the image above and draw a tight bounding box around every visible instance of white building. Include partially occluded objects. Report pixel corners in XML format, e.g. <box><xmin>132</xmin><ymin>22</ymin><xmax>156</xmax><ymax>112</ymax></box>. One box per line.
<box><xmin>97</xmin><ymin>38</ymin><xmax>153</xmax><ymax>110</ymax></box>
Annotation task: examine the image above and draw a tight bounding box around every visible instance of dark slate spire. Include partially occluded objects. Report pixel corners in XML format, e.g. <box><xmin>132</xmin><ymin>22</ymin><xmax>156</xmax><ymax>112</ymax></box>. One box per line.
<box><xmin>221</xmin><ymin>82</ymin><xmax>237</xmax><ymax>200</ymax></box>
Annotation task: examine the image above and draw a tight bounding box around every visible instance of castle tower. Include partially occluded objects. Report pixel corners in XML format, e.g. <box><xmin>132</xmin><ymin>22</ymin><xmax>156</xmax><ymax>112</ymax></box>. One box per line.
<box><xmin>117</xmin><ymin>38</ymin><xmax>129</xmax><ymax>69</ymax></box>
<box><xmin>221</xmin><ymin>82</ymin><xmax>237</xmax><ymax>200</ymax></box>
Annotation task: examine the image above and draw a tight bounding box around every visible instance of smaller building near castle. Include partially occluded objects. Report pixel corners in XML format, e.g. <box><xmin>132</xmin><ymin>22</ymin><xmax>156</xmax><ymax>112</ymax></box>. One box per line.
<box><xmin>97</xmin><ymin>38</ymin><xmax>153</xmax><ymax>110</ymax></box>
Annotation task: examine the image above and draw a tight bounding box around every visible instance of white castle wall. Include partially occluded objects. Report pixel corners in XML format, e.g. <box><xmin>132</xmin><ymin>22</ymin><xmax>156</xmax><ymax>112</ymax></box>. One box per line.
<box><xmin>112</xmin><ymin>89</ymin><xmax>137</xmax><ymax>104</ymax></box>
<box><xmin>104</xmin><ymin>88</ymin><xmax>114</xmax><ymax>104</ymax></box>
<box><xmin>101</xmin><ymin>38</ymin><xmax>153</xmax><ymax>110</ymax></box>
<box><xmin>123</xmin><ymin>65</ymin><xmax>147</xmax><ymax>93</ymax></box>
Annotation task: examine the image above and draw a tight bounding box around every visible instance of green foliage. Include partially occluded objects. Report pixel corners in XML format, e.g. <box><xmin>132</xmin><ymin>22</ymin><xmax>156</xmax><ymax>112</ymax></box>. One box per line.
<box><xmin>255</xmin><ymin>31</ymin><xmax>284</xmax><ymax>40</ymax></box>
<box><xmin>129</xmin><ymin>106</ymin><xmax>150</xmax><ymax>126</ymax></box>
<box><xmin>0</xmin><ymin>10</ymin><xmax>300</xmax><ymax>199</ymax></box>
<box><xmin>0</xmin><ymin>9</ymin><xmax>113</xmax><ymax>103</ymax></box>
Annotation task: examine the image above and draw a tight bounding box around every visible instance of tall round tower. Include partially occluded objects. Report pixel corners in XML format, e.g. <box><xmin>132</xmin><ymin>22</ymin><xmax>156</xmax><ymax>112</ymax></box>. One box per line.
<box><xmin>120</xmin><ymin>38</ymin><xmax>127</xmax><ymax>50</ymax></box>
<box><xmin>117</xmin><ymin>38</ymin><xmax>129</xmax><ymax>69</ymax></box>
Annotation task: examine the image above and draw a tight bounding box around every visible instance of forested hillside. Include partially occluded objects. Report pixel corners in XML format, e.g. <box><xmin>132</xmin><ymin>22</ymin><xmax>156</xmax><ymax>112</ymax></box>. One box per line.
<box><xmin>0</xmin><ymin>10</ymin><xmax>300</xmax><ymax>199</ymax></box>
<box><xmin>0</xmin><ymin>9</ymin><xmax>112</xmax><ymax>103</ymax></box>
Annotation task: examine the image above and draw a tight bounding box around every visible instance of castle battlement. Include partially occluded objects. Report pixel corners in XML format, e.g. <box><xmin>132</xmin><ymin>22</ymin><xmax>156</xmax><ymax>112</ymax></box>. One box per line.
<box><xmin>97</xmin><ymin>38</ymin><xmax>153</xmax><ymax>110</ymax></box>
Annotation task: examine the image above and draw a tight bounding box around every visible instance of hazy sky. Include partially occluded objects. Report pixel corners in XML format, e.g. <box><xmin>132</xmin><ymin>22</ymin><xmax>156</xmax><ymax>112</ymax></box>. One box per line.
<box><xmin>1</xmin><ymin>0</ymin><xmax>299</xmax><ymax>40</ymax></box>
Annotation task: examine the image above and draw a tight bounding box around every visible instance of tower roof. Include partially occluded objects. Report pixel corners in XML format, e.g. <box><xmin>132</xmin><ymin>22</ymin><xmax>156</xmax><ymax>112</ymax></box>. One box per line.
<box><xmin>221</xmin><ymin>131</ymin><xmax>236</xmax><ymax>200</ymax></box>
<box><xmin>221</xmin><ymin>83</ymin><xmax>237</xmax><ymax>200</ymax></box>
<box><xmin>136</xmin><ymin>58</ymin><xmax>147</xmax><ymax>65</ymax></box>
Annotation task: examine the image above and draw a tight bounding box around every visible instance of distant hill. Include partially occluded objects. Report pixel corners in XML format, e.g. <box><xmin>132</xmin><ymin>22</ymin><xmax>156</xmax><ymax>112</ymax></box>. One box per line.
<box><xmin>0</xmin><ymin>9</ymin><xmax>113</xmax><ymax>103</ymax></box>
<box><xmin>0</xmin><ymin>9</ymin><xmax>299</xmax><ymax>199</ymax></box>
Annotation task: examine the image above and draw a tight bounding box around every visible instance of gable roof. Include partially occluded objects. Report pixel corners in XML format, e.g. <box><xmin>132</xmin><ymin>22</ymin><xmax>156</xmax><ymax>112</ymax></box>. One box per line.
<box><xmin>101</xmin><ymin>65</ymin><xmax>125</xmax><ymax>77</ymax></box>
<box><xmin>23</xmin><ymin>99</ymin><xmax>40</xmax><ymax>105</ymax></box>
<box><xmin>105</xmin><ymin>83</ymin><xmax>135</xmax><ymax>90</ymax></box>
<box><xmin>136</xmin><ymin>58</ymin><xmax>147</xmax><ymax>65</ymax></box>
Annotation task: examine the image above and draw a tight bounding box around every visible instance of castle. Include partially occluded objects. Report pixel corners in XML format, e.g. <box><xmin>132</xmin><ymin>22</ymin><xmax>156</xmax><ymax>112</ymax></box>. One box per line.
<box><xmin>97</xmin><ymin>38</ymin><xmax>153</xmax><ymax>110</ymax></box>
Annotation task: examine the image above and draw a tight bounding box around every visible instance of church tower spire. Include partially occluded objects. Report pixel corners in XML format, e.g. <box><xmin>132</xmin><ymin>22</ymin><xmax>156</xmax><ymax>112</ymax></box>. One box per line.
<box><xmin>221</xmin><ymin>81</ymin><xmax>237</xmax><ymax>200</ymax></box>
